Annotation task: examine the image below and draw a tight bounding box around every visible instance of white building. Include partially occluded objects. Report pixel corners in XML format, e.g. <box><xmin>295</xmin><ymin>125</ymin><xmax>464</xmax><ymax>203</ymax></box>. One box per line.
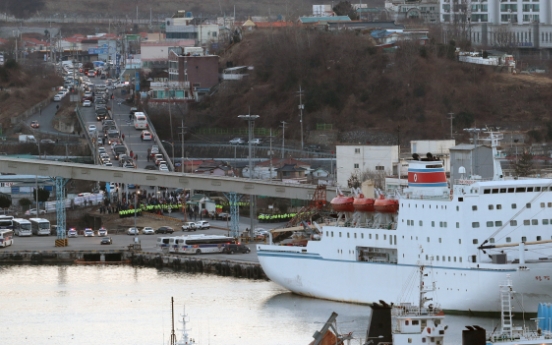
<box><xmin>385</xmin><ymin>0</ymin><xmax>440</xmax><ymax>23</ymax></box>
<box><xmin>410</xmin><ymin>139</ymin><xmax>455</xmax><ymax>172</ymax></box>
<box><xmin>440</xmin><ymin>0</ymin><xmax>552</xmax><ymax>48</ymax></box>
<box><xmin>336</xmin><ymin>145</ymin><xmax>399</xmax><ymax>188</ymax></box>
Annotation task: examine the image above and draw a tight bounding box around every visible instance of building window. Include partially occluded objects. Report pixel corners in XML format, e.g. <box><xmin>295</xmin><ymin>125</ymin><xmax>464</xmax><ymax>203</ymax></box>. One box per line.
<box><xmin>354</xmin><ymin>163</ymin><xmax>359</xmax><ymax>169</ymax></box>
<box><xmin>472</xmin><ymin>205</ymin><xmax>478</xmax><ymax>211</ymax></box>
<box><xmin>355</xmin><ymin>148</ymin><xmax>360</xmax><ymax>154</ymax></box>
<box><xmin>526</xmin><ymin>203</ymin><xmax>531</xmax><ymax>209</ymax></box>
<box><xmin>512</xmin><ymin>203</ymin><xmax>517</xmax><ymax>209</ymax></box>
<box><xmin>375</xmin><ymin>166</ymin><xmax>384</xmax><ymax>171</ymax></box>
<box><xmin>486</xmin><ymin>221</ymin><xmax>493</xmax><ymax>227</ymax></box>
<box><xmin>472</xmin><ymin>222</ymin><xmax>480</xmax><ymax>228</ymax></box>
<box><xmin>532</xmin><ymin>219</ymin><xmax>538</xmax><ymax>225</ymax></box>
<box><xmin>524</xmin><ymin>220</ymin><xmax>530</xmax><ymax>225</ymax></box>
<box><xmin>497</xmin><ymin>204</ymin><xmax>502</xmax><ymax>210</ymax></box>
<box><xmin>506</xmin><ymin>237</ymin><xmax>511</xmax><ymax>243</ymax></box>
<box><xmin>488</xmin><ymin>204</ymin><xmax>494</xmax><ymax>210</ymax></box>
<box><xmin>510</xmin><ymin>220</ymin><xmax>517</xmax><ymax>226</ymax></box>
<box><xmin>473</xmin><ymin>239</ymin><xmax>478</xmax><ymax>244</ymax></box>
<box><xmin>495</xmin><ymin>221</ymin><xmax>502</xmax><ymax>227</ymax></box>
<box><xmin>522</xmin><ymin>236</ymin><xmax>527</xmax><ymax>242</ymax></box>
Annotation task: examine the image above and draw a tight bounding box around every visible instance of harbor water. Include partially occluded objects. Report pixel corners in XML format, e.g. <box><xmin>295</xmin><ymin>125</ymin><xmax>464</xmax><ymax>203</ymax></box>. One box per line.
<box><xmin>1</xmin><ymin>265</ymin><xmax>505</xmax><ymax>345</ymax></box>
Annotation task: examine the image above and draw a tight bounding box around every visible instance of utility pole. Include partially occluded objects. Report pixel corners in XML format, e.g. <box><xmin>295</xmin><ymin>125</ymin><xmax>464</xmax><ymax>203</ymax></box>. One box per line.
<box><xmin>238</xmin><ymin>114</ymin><xmax>259</xmax><ymax>240</ymax></box>
<box><xmin>297</xmin><ymin>85</ymin><xmax>305</xmax><ymax>151</ymax></box>
<box><xmin>179</xmin><ymin>120</ymin><xmax>186</xmax><ymax>173</ymax></box>
<box><xmin>447</xmin><ymin>112</ymin><xmax>455</xmax><ymax>139</ymax></box>
<box><xmin>268</xmin><ymin>129</ymin><xmax>275</xmax><ymax>180</ymax></box>
<box><xmin>281</xmin><ymin>121</ymin><xmax>287</xmax><ymax>159</ymax></box>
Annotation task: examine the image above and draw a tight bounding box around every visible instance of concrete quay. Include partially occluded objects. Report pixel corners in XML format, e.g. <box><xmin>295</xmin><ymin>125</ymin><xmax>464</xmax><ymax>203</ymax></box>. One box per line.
<box><xmin>0</xmin><ymin>232</ymin><xmax>267</xmax><ymax>280</ymax></box>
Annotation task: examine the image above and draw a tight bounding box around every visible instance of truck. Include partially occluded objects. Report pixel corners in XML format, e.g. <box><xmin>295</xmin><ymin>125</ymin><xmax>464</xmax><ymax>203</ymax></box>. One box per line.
<box><xmin>19</xmin><ymin>135</ymin><xmax>36</xmax><ymax>143</ymax></box>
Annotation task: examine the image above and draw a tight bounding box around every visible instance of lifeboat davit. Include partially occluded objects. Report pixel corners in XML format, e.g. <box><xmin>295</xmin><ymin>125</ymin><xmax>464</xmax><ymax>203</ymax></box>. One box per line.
<box><xmin>353</xmin><ymin>194</ymin><xmax>375</xmax><ymax>212</ymax></box>
<box><xmin>330</xmin><ymin>195</ymin><xmax>355</xmax><ymax>213</ymax></box>
<box><xmin>374</xmin><ymin>195</ymin><xmax>399</xmax><ymax>213</ymax></box>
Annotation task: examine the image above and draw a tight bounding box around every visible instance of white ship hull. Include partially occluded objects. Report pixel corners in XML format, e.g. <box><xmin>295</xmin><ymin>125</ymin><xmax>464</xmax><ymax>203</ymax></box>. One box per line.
<box><xmin>257</xmin><ymin>157</ymin><xmax>552</xmax><ymax>313</ymax></box>
<box><xmin>257</xmin><ymin>242</ymin><xmax>552</xmax><ymax>313</ymax></box>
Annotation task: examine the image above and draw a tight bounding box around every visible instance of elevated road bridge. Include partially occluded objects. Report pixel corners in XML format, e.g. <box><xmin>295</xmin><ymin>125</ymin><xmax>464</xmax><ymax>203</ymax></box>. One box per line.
<box><xmin>0</xmin><ymin>157</ymin><xmax>337</xmax><ymax>201</ymax></box>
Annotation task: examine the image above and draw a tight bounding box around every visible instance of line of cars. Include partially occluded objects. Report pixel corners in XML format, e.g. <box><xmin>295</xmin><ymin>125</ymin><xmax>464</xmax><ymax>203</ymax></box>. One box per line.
<box><xmin>228</xmin><ymin>137</ymin><xmax>262</xmax><ymax>145</ymax></box>
<box><xmin>127</xmin><ymin>226</ymin><xmax>175</xmax><ymax>235</ymax></box>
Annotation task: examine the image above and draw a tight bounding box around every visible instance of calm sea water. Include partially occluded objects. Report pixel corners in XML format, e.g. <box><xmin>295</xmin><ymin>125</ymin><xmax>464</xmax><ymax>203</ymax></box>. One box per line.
<box><xmin>0</xmin><ymin>265</ymin><xmax>501</xmax><ymax>345</ymax></box>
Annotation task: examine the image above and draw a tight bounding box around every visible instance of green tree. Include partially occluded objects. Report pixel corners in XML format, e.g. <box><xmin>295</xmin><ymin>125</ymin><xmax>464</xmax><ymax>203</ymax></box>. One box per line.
<box><xmin>514</xmin><ymin>151</ymin><xmax>534</xmax><ymax>177</ymax></box>
<box><xmin>0</xmin><ymin>194</ymin><xmax>12</xmax><ymax>211</ymax></box>
<box><xmin>33</xmin><ymin>188</ymin><xmax>50</xmax><ymax>203</ymax></box>
<box><xmin>18</xmin><ymin>198</ymin><xmax>32</xmax><ymax>210</ymax></box>
<box><xmin>333</xmin><ymin>1</ymin><xmax>359</xmax><ymax>20</ymax></box>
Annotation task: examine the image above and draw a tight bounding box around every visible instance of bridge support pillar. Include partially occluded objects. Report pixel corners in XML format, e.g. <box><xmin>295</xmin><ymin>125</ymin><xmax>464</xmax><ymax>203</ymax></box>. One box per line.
<box><xmin>223</xmin><ymin>192</ymin><xmax>242</xmax><ymax>239</ymax></box>
<box><xmin>55</xmin><ymin>177</ymin><xmax>69</xmax><ymax>247</ymax></box>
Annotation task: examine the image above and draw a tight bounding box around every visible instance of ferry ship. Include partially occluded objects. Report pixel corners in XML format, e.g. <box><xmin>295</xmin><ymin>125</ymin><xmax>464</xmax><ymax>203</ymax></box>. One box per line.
<box><xmin>257</xmin><ymin>133</ymin><xmax>552</xmax><ymax>313</ymax></box>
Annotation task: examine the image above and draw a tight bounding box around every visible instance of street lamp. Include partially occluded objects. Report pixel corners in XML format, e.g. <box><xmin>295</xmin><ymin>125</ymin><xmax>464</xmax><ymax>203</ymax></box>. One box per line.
<box><xmin>281</xmin><ymin>121</ymin><xmax>287</xmax><ymax>159</ymax></box>
<box><xmin>238</xmin><ymin>114</ymin><xmax>259</xmax><ymax>240</ymax></box>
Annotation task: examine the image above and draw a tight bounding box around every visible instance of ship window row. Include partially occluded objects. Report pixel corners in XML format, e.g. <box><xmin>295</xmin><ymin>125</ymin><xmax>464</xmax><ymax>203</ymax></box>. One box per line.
<box><xmin>402</xmin><ymin>203</ymin><xmax>447</xmax><ymax>210</ymax></box>
<box><xmin>483</xmin><ymin>235</ymin><xmax>545</xmax><ymax>244</ymax></box>
<box><xmin>473</xmin><ymin>202</ymin><xmax>551</xmax><ymax>211</ymax></box>
<box><xmin>405</xmin><ymin>220</ymin><xmax>448</xmax><ymax>228</ymax></box>
<box><xmin>327</xmin><ymin>231</ymin><xmax>397</xmax><ymax>242</ymax></box>
<box><xmin>483</xmin><ymin>186</ymin><xmax>551</xmax><ymax>195</ymax></box>
<box><xmin>405</xmin><ymin>236</ymin><xmax>462</xmax><ymax>245</ymax></box>
<box><xmin>425</xmin><ymin>254</ymin><xmax>462</xmax><ymax>263</ymax></box>
<box><xmin>472</xmin><ymin>218</ymin><xmax>552</xmax><ymax>228</ymax></box>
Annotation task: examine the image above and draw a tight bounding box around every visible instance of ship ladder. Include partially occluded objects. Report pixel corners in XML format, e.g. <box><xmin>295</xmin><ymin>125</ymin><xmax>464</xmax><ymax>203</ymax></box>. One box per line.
<box><xmin>500</xmin><ymin>278</ymin><xmax>514</xmax><ymax>337</ymax></box>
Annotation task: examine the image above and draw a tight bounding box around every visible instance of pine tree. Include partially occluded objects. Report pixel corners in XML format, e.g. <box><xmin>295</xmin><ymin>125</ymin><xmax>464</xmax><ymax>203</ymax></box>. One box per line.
<box><xmin>514</xmin><ymin>151</ymin><xmax>534</xmax><ymax>177</ymax></box>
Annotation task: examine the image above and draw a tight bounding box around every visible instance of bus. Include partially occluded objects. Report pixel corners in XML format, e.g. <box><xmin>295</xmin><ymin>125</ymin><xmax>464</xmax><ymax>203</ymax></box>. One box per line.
<box><xmin>156</xmin><ymin>237</ymin><xmax>171</xmax><ymax>251</ymax></box>
<box><xmin>0</xmin><ymin>215</ymin><xmax>14</xmax><ymax>230</ymax></box>
<box><xmin>133</xmin><ymin>112</ymin><xmax>148</xmax><ymax>130</ymax></box>
<box><xmin>0</xmin><ymin>229</ymin><xmax>14</xmax><ymax>247</ymax></box>
<box><xmin>13</xmin><ymin>218</ymin><xmax>32</xmax><ymax>237</ymax></box>
<box><xmin>169</xmin><ymin>234</ymin><xmax>235</xmax><ymax>255</ymax></box>
<box><xmin>29</xmin><ymin>218</ymin><xmax>51</xmax><ymax>236</ymax></box>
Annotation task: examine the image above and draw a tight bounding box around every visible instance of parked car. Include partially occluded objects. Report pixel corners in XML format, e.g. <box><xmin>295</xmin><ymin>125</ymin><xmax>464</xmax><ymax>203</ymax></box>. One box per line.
<box><xmin>229</xmin><ymin>137</ymin><xmax>245</xmax><ymax>145</ymax></box>
<box><xmin>82</xmin><ymin>100</ymin><xmax>92</xmax><ymax>107</ymax></box>
<box><xmin>25</xmin><ymin>208</ymin><xmax>46</xmax><ymax>216</ymax></box>
<box><xmin>40</xmin><ymin>139</ymin><xmax>55</xmax><ymax>144</ymax></box>
<box><xmin>142</xmin><ymin>227</ymin><xmax>155</xmax><ymax>235</ymax></box>
<box><xmin>127</xmin><ymin>227</ymin><xmax>139</xmax><ymax>235</ymax></box>
<box><xmin>222</xmin><ymin>243</ymin><xmax>251</xmax><ymax>254</ymax></box>
<box><xmin>182</xmin><ymin>222</ymin><xmax>197</xmax><ymax>231</ymax></box>
<box><xmin>248</xmin><ymin>138</ymin><xmax>262</xmax><ymax>145</ymax></box>
<box><xmin>84</xmin><ymin>228</ymin><xmax>94</xmax><ymax>237</ymax></box>
<box><xmin>98</xmin><ymin>227</ymin><xmax>108</xmax><ymax>236</ymax></box>
<box><xmin>159</xmin><ymin>165</ymin><xmax>169</xmax><ymax>172</ymax></box>
<box><xmin>216</xmin><ymin>212</ymin><xmax>231</xmax><ymax>221</ymax></box>
<box><xmin>195</xmin><ymin>220</ymin><xmax>211</xmax><ymax>229</ymax></box>
<box><xmin>30</xmin><ymin>120</ymin><xmax>40</xmax><ymax>128</ymax></box>
<box><xmin>88</xmin><ymin>124</ymin><xmax>97</xmax><ymax>134</ymax></box>
<box><xmin>53</xmin><ymin>94</ymin><xmax>62</xmax><ymax>101</ymax></box>
<box><xmin>156</xmin><ymin>226</ymin><xmax>174</xmax><ymax>234</ymax></box>
<box><xmin>100</xmin><ymin>236</ymin><xmax>112</xmax><ymax>245</ymax></box>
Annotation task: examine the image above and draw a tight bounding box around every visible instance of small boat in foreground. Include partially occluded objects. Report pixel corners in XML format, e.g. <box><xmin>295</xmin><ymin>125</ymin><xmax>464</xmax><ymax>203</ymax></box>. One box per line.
<box><xmin>463</xmin><ymin>275</ymin><xmax>552</xmax><ymax>345</ymax></box>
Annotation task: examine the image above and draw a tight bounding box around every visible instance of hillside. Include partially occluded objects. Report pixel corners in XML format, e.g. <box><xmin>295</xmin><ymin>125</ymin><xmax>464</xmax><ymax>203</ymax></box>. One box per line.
<box><xmin>186</xmin><ymin>29</ymin><xmax>552</xmax><ymax>145</ymax></box>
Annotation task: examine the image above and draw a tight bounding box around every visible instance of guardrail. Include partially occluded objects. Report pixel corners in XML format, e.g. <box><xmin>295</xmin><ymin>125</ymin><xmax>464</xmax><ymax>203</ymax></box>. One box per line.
<box><xmin>142</xmin><ymin>109</ymin><xmax>175</xmax><ymax>172</ymax></box>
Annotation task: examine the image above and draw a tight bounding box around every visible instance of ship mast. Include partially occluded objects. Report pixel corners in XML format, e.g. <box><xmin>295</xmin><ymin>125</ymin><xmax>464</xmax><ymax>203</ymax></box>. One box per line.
<box><xmin>170</xmin><ymin>297</ymin><xmax>177</xmax><ymax>345</ymax></box>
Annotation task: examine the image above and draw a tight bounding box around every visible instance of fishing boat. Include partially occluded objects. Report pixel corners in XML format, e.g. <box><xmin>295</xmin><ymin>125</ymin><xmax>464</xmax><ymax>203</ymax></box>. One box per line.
<box><xmin>257</xmin><ymin>132</ymin><xmax>552</xmax><ymax>313</ymax></box>
<box><xmin>311</xmin><ymin>266</ymin><xmax>447</xmax><ymax>345</ymax></box>
<box><xmin>463</xmin><ymin>275</ymin><xmax>552</xmax><ymax>345</ymax></box>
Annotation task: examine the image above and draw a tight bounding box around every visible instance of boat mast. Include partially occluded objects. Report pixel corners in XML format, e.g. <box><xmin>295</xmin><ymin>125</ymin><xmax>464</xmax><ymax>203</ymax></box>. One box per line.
<box><xmin>170</xmin><ymin>297</ymin><xmax>177</xmax><ymax>345</ymax></box>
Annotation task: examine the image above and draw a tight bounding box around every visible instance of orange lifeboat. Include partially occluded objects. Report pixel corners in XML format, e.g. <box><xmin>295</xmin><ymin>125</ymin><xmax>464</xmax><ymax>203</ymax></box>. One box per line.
<box><xmin>330</xmin><ymin>195</ymin><xmax>355</xmax><ymax>213</ymax></box>
<box><xmin>374</xmin><ymin>195</ymin><xmax>399</xmax><ymax>213</ymax></box>
<box><xmin>353</xmin><ymin>194</ymin><xmax>375</xmax><ymax>212</ymax></box>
